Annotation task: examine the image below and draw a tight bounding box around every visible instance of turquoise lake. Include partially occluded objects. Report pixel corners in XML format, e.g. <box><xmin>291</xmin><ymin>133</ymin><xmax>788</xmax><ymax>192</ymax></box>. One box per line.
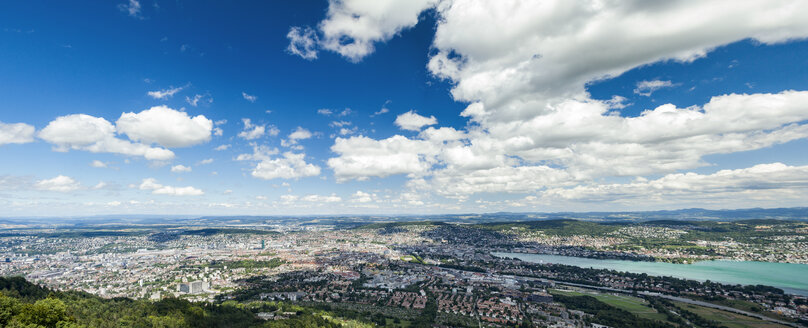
<box><xmin>492</xmin><ymin>252</ymin><xmax>808</xmax><ymax>296</ymax></box>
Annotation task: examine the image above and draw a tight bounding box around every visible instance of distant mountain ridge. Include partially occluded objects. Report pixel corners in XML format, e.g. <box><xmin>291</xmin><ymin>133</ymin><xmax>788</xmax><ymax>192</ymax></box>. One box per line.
<box><xmin>1</xmin><ymin>207</ymin><xmax>806</xmax><ymax>228</ymax></box>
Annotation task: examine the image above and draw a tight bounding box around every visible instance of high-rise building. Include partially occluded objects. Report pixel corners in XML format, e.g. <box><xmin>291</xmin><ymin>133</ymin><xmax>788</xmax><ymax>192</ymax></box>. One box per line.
<box><xmin>178</xmin><ymin>280</ymin><xmax>209</xmax><ymax>294</ymax></box>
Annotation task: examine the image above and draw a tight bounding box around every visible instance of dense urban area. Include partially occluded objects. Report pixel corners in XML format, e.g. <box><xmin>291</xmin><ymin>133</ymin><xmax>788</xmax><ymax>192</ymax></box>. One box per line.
<box><xmin>1</xmin><ymin>216</ymin><xmax>807</xmax><ymax>327</ymax></box>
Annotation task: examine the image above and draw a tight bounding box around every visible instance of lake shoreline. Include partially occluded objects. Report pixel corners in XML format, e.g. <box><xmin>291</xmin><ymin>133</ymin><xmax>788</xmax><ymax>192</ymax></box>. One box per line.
<box><xmin>493</xmin><ymin>252</ymin><xmax>808</xmax><ymax>296</ymax></box>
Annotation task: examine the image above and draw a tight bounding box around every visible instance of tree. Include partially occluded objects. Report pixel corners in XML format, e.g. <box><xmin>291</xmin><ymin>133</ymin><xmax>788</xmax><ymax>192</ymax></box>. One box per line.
<box><xmin>14</xmin><ymin>298</ymin><xmax>73</xmax><ymax>328</ymax></box>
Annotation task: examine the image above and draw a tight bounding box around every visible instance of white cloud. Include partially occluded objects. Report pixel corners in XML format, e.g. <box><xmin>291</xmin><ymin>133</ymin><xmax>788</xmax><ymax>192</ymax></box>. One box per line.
<box><xmin>214</xmin><ymin>144</ymin><xmax>231</xmax><ymax>151</ymax></box>
<box><xmin>198</xmin><ymin>158</ymin><xmax>214</xmax><ymax>165</ymax></box>
<box><xmin>236</xmin><ymin>143</ymin><xmax>278</xmax><ymax>161</ymax></box>
<box><xmin>284</xmin><ymin>127</ymin><xmax>313</xmax><ymax>146</ymax></box>
<box><xmin>90</xmin><ymin>160</ymin><xmax>108</xmax><ymax>168</ymax></box>
<box><xmin>118</xmin><ymin>0</ymin><xmax>142</xmax><ymax>18</ymax></box>
<box><xmin>0</xmin><ymin>121</ymin><xmax>35</xmax><ymax>145</ymax></box>
<box><xmin>294</xmin><ymin>0</ymin><xmax>439</xmax><ymax>62</ymax></box>
<box><xmin>170</xmin><ymin>164</ymin><xmax>192</xmax><ymax>173</ymax></box>
<box><xmin>428</xmin><ymin>165</ymin><xmax>573</xmax><ymax>197</ymax></box>
<box><xmin>242</xmin><ymin>92</ymin><xmax>257</xmax><ymax>102</ymax></box>
<box><xmin>185</xmin><ymin>94</ymin><xmax>212</xmax><ymax>106</ymax></box>
<box><xmin>339</xmin><ymin>127</ymin><xmax>357</xmax><ymax>136</ymax></box>
<box><xmin>352</xmin><ymin>190</ymin><xmax>374</xmax><ymax>203</ymax></box>
<box><xmin>287</xmin><ymin>26</ymin><xmax>319</xmax><ymax>60</ymax></box>
<box><xmin>372</xmin><ymin>108</ymin><xmax>389</xmax><ymax>116</ymax></box>
<box><xmin>372</xmin><ymin>100</ymin><xmax>392</xmax><ymax>117</ymax></box>
<box><xmin>250</xmin><ymin>152</ymin><xmax>321</xmax><ymax>180</ymax></box>
<box><xmin>280</xmin><ymin>194</ymin><xmax>298</xmax><ymax>203</ymax></box>
<box><xmin>38</xmin><ymin>114</ymin><xmax>175</xmax><ymax>160</ymax></box>
<box><xmin>317</xmin><ymin>108</ymin><xmax>352</xmax><ymax>117</ymax></box>
<box><xmin>237</xmin><ymin>118</ymin><xmax>268</xmax><ymax>140</ymax></box>
<box><xmin>426</xmin><ymin>0</ymin><xmax>808</xmax><ymax>123</ymax></box>
<box><xmin>147</xmin><ymin>86</ymin><xmax>183</xmax><ymax>99</ymax></box>
<box><xmin>301</xmin><ymin>194</ymin><xmax>342</xmax><ymax>203</ymax></box>
<box><xmin>36</xmin><ymin>175</ymin><xmax>80</xmax><ymax>192</ymax></box>
<box><xmin>116</xmin><ymin>105</ymin><xmax>213</xmax><ymax>148</ymax></box>
<box><xmin>394</xmin><ymin>110</ymin><xmax>437</xmax><ymax>131</ymax></box>
<box><xmin>634</xmin><ymin>80</ymin><xmax>676</xmax><ymax>97</ymax></box>
<box><xmin>311</xmin><ymin>0</ymin><xmax>808</xmax><ymax>203</ymax></box>
<box><xmin>328</xmin><ymin>135</ymin><xmax>439</xmax><ymax>181</ymax></box>
<box><xmin>237</xmin><ymin>145</ymin><xmax>320</xmax><ymax>180</ymax></box>
<box><xmin>542</xmin><ymin>163</ymin><xmax>808</xmax><ymax>206</ymax></box>
<box><xmin>138</xmin><ymin>178</ymin><xmax>203</xmax><ymax>196</ymax></box>
<box><xmin>289</xmin><ymin>127</ymin><xmax>313</xmax><ymax>141</ymax></box>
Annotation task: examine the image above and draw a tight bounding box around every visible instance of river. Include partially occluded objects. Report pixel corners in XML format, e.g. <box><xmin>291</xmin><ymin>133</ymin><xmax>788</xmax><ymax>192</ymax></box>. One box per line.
<box><xmin>492</xmin><ymin>252</ymin><xmax>808</xmax><ymax>296</ymax></box>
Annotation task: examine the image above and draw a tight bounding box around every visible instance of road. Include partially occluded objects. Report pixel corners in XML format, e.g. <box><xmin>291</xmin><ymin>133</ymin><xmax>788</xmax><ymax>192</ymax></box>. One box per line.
<box><xmin>539</xmin><ymin>278</ymin><xmax>802</xmax><ymax>328</ymax></box>
<box><xmin>436</xmin><ymin>265</ymin><xmax>804</xmax><ymax>327</ymax></box>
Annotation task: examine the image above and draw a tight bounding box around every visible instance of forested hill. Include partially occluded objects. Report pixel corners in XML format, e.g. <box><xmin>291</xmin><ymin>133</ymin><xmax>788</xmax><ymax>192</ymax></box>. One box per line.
<box><xmin>0</xmin><ymin>276</ymin><xmax>338</xmax><ymax>328</ymax></box>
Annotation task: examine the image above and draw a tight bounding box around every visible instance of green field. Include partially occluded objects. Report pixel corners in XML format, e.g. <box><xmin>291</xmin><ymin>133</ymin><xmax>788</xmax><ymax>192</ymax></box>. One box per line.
<box><xmin>550</xmin><ymin>289</ymin><xmax>668</xmax><ymax>322</ymax></box>
<box><xmin>673</xmin><ymin>302</ymin><xmax>789</xmax><ymax>328</ymax></box>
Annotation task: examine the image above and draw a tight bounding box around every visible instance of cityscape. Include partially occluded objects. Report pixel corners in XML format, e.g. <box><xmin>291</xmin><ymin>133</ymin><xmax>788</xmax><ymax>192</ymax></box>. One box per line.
<box><xmin>1</xmin><ymin>213</ymin><xmax>808</xmax><ymax>327</ymax></box>
<box><xmin>3</xmin><ymin>0</ymin><xmax>808</xmax><ymax>327</ymax></box>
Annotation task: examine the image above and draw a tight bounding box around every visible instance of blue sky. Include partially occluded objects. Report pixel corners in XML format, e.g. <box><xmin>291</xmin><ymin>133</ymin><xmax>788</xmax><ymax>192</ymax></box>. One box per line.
<box><xmin>1</xmin><ymin>0</ymin><xmax>808</xmax><ymax>216</ymax></box>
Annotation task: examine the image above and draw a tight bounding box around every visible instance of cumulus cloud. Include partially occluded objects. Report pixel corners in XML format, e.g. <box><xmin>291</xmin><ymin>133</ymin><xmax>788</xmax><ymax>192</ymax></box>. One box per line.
<box><xmin>300</xmin><ymin>194</ymin><xmax>342</xmax><ymax>203</ymax></box>
<box><xmin>90</xmin><ymin>160</ymin><xmax>108</xmax><ymax>168</ymax></box>
<box><xmin>309</xmin><ymin>0</ymin><xmax>808</xmax><ymax>204</ymax></box>
<box><xmin>351</xmin><ymin>190</ymin><xmax>374</xmax><ymax>203</ymax></box>
<box><xmin>170</xmin><ymin>164</ymin><xmax>192</xmax><ymax>173</ymax></box>
<box><xmin>116</xmin><ymin>105</ymin><xmax>213</xmax><ymax>147</ymax></box>
<box><xmin>39</xmin><ymin>114</ymin><xmax>175</xmax><ymax>160</ymax></box>
<box><xmin>0</xmin><ymin>121</ymin><xmax>35</xmax><ymax>145</ymax></box>
<box><xmin>634</xmin><ymin>80</ymin><xmax>676</xmax><ymax>96</ymax></box>
<box><xmin>289</xmin><ymin>0</ymin><xmax>439</xmax><ymax>62</ymax></box>
<box><xmin>427</xmin><ymin>0</ymin><xmax>808</xmax><ymax>122</ymax></box>
<box><xmin>284</xmin><ymin>126</ymin><xmax>313</xmax><ymax>146</ymax></box>
<box><xmin>36</xmin><ymin>175</ymin><xmax>80</xmax><ymax>192</ymax></box>
<box><xmin>237</xmin><ymin>145</ymin><xmax>321</xmax><ymax>180</ymax></box>
<box><xmin>138</xmin><ymin>178</ymin><xmax>203</xmax><ymax>196</ymax></box>
<box><xmin>147</xmin><ymin>86</ymin><xmax>183</xmax><ymax>99</ymax></box>
<box><xmin>288</xmin><ymin>127</ymin><xmax>313</xmax><ymax>141</ymax></box>
<box><xmin>287</xmin><ymin>26</ymin><xmax>319</xmax><ymax>60</ymax></box>
<box><xmin>394</xmin><ymin>110</ymin><xmax>437</xmax><ymax>131</ymax></box>
<box><xmin>251</xmin><ymin>152</ymin><xmax>321</xmax><ymax>180</ymax></box>
<box><xmin>541</xmin><ymin>163</ymin><xmax>808</xmax><ymax>206</ymax></box>
<box><xmin>328</xmin><ymin>135</ymin><xmax>439</xmax><ymax>181</ymax></box>
<box><xmin>237</xmin><ymin>118</ymin><xmax>270</xmax><ymax>140</ymax></box>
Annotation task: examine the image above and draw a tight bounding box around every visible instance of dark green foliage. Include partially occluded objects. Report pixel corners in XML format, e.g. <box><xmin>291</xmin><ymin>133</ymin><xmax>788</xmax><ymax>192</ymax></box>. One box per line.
<box><xmin>551</xmin><ymin>293</ymin><xmax>675</xmax><ymax>328</ymax></box>
<box><xmin>208</xmin><ymin>258</ymin><xmax>285</xmax><ymax>270</ymax></box>
<box><xmin>356</xmin><ymin>221</ymin><xmax>444</xmax><ymax>230</ymax></box>
<box><xmin>0</xmin><ymin>276</ymin><xmax>51</xmax><ymax>300</ymax></box>
<box><xmin>180</xmin><ymin>228</ymin><xmax>278</xmax><ymax>236</ymax></box>
<box><xmin>479</xmin><ymin>219</ymin><xmax>622</xmax><ymax>236</ymax></box>
<box><xmin>0</xmin><ymin>277</ymin><xmax>345</xmax><ymax>328</ymax></box>
<box><xmin>437</xmin><ymin>263</ymin><xmax>486</xmax><ymax>273</ymax></box>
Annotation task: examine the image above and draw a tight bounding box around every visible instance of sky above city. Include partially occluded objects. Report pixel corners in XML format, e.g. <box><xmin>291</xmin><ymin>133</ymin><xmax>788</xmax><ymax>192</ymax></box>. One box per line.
<box><xmin>2</xmin><ymin>0</ymin><xmax>808</xmax><ymax>217</ymax></box>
